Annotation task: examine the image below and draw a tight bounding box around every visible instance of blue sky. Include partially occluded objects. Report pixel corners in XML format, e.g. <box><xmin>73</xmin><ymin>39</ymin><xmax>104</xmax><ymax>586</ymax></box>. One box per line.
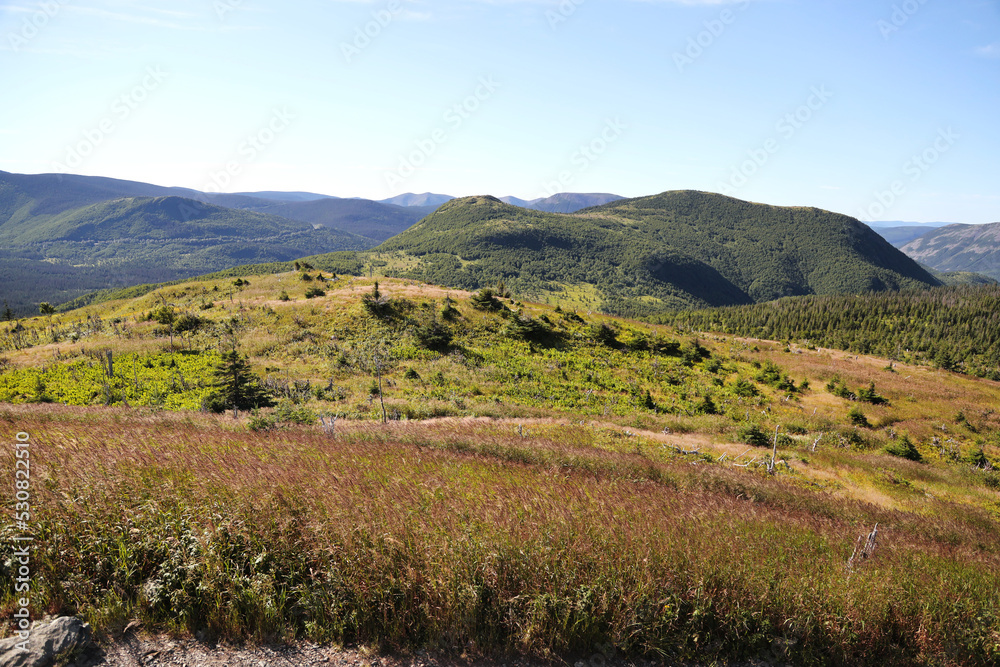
<box><xmin>1</xmin><ymin>0</ymin><xmax>997</xmax><ymax>222</ymax></box>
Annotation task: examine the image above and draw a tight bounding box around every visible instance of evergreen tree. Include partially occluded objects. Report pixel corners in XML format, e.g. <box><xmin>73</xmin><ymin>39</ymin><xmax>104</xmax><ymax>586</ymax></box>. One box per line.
<box><xmin>212</xmin><ymin>351</ymin><xmax>272</xmax><ymax>413</ymax></box>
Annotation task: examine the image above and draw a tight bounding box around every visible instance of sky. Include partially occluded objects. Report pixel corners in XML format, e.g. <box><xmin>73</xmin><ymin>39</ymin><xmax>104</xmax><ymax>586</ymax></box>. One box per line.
<box><xmin>1</xmin><ymin>0</ymin><xmax>998</xmax><ymax>223</ymax></box>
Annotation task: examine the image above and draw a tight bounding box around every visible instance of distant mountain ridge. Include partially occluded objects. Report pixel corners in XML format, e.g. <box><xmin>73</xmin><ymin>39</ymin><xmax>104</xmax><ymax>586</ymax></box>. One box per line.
<box><xmin>382</xmin><ymin>191</ymin><xmax>625</xmax><ymax>214</ymax></box>
<box><xmin>0</xmin><ymin>171</ymin><xmax>376</xmax><ymax>314</ymax></box>
<box><xmin>900</xmin><ymin>222</ymin><xmax>1000</xmax><ymax>280</ymax></box>
<box><xmin>500</xmin><ymin>192</ymin><xmax>624</xmax><ymax>213</ymax></box>
<box><xmin>375</xmin><ymin>191</ymin><xmax>939</xmax><ymax>316</ymax></box>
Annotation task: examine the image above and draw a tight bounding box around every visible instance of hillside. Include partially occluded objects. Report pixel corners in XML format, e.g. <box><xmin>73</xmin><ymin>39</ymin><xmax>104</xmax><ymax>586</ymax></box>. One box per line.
<box><xmin>375</xmin><ymin>191</ymin><xmax>940</xmax><ymax>315</ymax></box>
<box><xmin>0</xmin><ymin>171</ymin><xmax>431</xmax><ymax>314</ymax></box>
<box><xmin>900</xmin><ymin>222</ymin><xmax>1000</xmax><ymax>279</ymax></box>
<box><xmin>246</xmin><ymin>197</ymin><xmax>432</xmax><ymax>241</ymax></box>
<box><xmin>1</xmin><ymin>273</ymin><xmax>999</xmax><ymax>665</ymax></box>
<box><xmin>871</xmin><ymin>224</ymin><xmax>940</xmax><ymax>246</ymax></box>
<box><xmin>0</xmin><ymin>193</ymin><xmax>370</xmax><ymax>315</ymax></box>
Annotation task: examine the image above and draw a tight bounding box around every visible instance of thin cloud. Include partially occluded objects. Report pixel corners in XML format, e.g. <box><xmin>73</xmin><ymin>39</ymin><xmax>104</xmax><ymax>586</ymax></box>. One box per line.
<box><xmin>976</xmin><ymin>43</ymin><xmax>1000</xmax><ymax>58</ymax></box>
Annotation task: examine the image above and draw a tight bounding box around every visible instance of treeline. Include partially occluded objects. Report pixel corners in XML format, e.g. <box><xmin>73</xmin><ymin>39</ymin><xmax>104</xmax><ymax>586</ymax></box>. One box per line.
<box><xmin>653</xmin><ymin>284</ymin><xmax>1000</xmax><ymax>380</ymax></box>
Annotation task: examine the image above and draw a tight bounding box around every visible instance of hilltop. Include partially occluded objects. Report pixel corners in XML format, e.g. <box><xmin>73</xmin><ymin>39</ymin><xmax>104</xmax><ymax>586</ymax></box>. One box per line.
<box><xmin>375</xmin><ymin>191</ymin><xmax>940</xmax><ymax>315</ymax></box>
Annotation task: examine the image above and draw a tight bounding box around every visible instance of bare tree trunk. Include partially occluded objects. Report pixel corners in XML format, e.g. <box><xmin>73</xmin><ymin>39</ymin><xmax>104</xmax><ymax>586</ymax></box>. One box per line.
<box><xmin>375</xmin><ymin>353</ymin><xmax>387</xmax><ymax>424</ymax></box>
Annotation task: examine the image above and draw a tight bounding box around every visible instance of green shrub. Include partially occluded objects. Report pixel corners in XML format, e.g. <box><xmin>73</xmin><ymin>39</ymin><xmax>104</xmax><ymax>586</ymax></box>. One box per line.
<box><xmin>885</xmin><ymin>435</ymin><xmax>923</xmax><ymax>462</ymax></box>
<box><xmin>847</xmin><ymin>406</ymin><xmax>871</xmax><ymax>428</ymax></box>
<box><xmin>738</xmin><ymin>424</ymin><xmax>770</xmax><ymax>448</ymax></box>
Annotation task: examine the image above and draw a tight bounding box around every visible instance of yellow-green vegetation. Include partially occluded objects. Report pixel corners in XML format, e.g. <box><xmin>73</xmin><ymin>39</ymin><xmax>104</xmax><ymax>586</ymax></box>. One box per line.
<box><xmin>2</xmin><ymin>272</ymin><xmax>1000</xmax><ymax>665</ymax></box>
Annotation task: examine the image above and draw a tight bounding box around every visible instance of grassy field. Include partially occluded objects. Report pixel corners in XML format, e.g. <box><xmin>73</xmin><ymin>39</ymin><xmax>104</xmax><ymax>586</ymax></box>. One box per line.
<box><xmin>1</xmin><ymin>272</ymin><xmax>1000</xmax><ymax>665</ymax></box>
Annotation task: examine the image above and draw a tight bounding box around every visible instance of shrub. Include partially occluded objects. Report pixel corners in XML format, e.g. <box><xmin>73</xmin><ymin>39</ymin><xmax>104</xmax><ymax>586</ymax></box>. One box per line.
<box><xmin>174</xmin><ymin>314</ymin><xmax>205</xmax><ymax>334</ymax></box>
<box><xmin>247</xmin><ymin>410</ymin><xmax>276</xmax><ymax>432</ymax></box>
<box><xmin>738</xmin><ymin>424</ymin><xmax>770</xmax><ymax>447</ymax></box>
<box><xmin>274</xmin><ymin>400</ymin><xmax>317</xmax><ymax>425</ymax></box>
<box><xmin>847</xmin><ymin>406</ymin><xmax>871</xmax><ymax>428</ymax></box>
<box><xmin>590</xmin><ymin>323</ymin><xmax>618</xmax><ymax>347</ymax></box>
<box><xmin>304</xmin><ymin>287</ymin><xmax>326</xmax><ymax>299</ymax></box>
<box><xmin>469</xmin><ymin>288</ymin><xmax>504</xmax><ymax>312</ymax></box>
<box><xmin>414</xmin><ymin>319</ymin><xmax>453</xmax><ymax>352</ymax></box>
<box><xmin>886</xmin><ymin>435</ymin><xmax>923</xmax><ymax>462</ymax></box>
<box><xmin>857</xmin><ymin>382</ymin><xmax>888</xmax><ymax>405</ymax></box>
<box><xmin>362</xmin><ymin>282</ymin><xmax>392</xmax><ymax>317</ymax></box>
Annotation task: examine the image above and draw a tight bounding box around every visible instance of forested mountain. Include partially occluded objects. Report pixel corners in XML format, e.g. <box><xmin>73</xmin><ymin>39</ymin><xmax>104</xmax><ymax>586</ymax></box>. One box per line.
<box><xmin>245</xmin><ymin>198</ymin><xmax>432</xmax><ymax>241</ymax></box>
<box><xmin>0</xmin><ymin>171</ymin><xmax>430</xmax><ymax>313</ymax></box>
<box><xmin>0</xmin><ymin>193</ymin><xmax>369</xmax><ymax>315</ymax></box>
<box><xmin>900</xmin><ymin>222</ymin><xmax>1000</xmax><ymax>280</ymax></box>
<box><xmin>0</xmin><ymin>170</ymin><xmax>437</xmax><ymax>242</ymax></box>
<box><xmin>375</xmin><ymin>191</ymin><xmax>940</xmax><ymax>316</ymax></box>
<box><xmin>656</xmin><ymin>284</ymin><xmax>1000</xmax><ymax>380</ymax></box>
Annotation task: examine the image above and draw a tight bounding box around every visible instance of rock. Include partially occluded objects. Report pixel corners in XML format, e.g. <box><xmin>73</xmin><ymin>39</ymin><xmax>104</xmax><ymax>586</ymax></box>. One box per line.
<box><xmin>0</xmin><ymin>616</ymin><xmax>96</xmax><ymax>667</ymax></box>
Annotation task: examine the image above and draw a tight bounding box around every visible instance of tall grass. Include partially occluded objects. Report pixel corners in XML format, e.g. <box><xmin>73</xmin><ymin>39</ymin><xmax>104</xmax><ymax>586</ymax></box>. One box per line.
<box><xmin>2</xmin><ymin>407</ymin><xmax>998</xmax><ymax>665</ymax></box>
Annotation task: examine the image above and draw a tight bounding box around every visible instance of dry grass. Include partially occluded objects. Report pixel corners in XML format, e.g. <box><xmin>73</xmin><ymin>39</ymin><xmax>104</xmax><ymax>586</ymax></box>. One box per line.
<box><xmin>1</xmin><ymin>405</ymin><xmax>998</xmax><ymax>665</ymax></box>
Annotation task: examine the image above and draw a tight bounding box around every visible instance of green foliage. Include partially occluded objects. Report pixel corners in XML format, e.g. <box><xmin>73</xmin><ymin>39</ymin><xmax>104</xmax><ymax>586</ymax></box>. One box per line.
<box><xmin>304</xmin><ymin>287</ymin><xmax>326</xmax><ymax>299</ymax></box>
<box><xmin>885</xmin><ymin>435</ymin><xmax>923</xmax><ymax>462</ymax></box>
<box><xmin>361</xmin><ymin>281</ymin><xmax>392</xmax><ymax>317</ymax></box>
<box><xmin>152</xmin><ymin>306</ymin><xmax>176</xmax><ymax>326</ymax></box>
<box><xmin>38</xmin><ymin>302</ymin><xmax>55</xmax><ymax>315</ymax></box>
<box><xmin>753</xmin><ymin>361</ymin><xmax>796</xmax><ymax>392</ymax></box>
<box><xmin>847</xmin><ymin>406</ymin><xmax>871</xmax><ymax>428</ymax></box>
<box><xmin>278</xmin><ymin>290</ymin><xmax>290</xmax><ymax>302</ymax></box>
<box><xmin>856</xmin><ymin>382</ymin><xmax>887</xmax><ymax>405</ymax></box>
<box><xmin>413</xmin><ymin>318</ymin><xmax>453</xmax><ymax>352</ymax></box>
<box><xmin>375</xmin><ymin>192</ymin><xmax>938</xmax><ymax>316</ymax></box>
<box><xmin>469</xmin><ymin>288</ymin><xmax>504</xmax><ymax>312</ymax></box>
<box><xmin>212</xmin><ymin>351</ymin><xmax>273</xmax><ymax>412</ymax></box>
<box><xmin>174</xmin><ymin>313</ymin><xmax>205</xmax><ymax>334</ymax></box>
<box><xmin>590</xmin><ymin>323</ymin><xmax>618</xmax><ymax>347</ymax></box>
<box><xmin>273</xmin><ymin>399</ymin><xmax>317</xmax><ymax>425</ymax></box>
<box><xmin>738</xmin><ymin>424</ymin><xmax>770</xmax><ymax>448</ymax></box>
<box><xmin>731</xmin><ymin>378</ymin><xmax>758</xmax><ymax>397</ymax></box>
<box><xmin>658</xmin><ymin>285</ymin><xmax>1000</xmax><ymax>380</ymax></box>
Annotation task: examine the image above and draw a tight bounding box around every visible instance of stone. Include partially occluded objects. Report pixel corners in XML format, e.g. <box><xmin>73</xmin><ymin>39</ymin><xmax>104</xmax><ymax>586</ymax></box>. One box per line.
<box><xmin>0</xmin><ymin>616</ymin><xmax>96</xmax><ymax>667</ymax></box>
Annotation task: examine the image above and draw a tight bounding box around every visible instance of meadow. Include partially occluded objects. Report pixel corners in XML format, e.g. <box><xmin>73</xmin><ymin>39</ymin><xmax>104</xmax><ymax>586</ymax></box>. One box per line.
<box><xmin>1</xmin><ymin>271</ymin><xmax>999</xmax><ymax>665</ymax></box>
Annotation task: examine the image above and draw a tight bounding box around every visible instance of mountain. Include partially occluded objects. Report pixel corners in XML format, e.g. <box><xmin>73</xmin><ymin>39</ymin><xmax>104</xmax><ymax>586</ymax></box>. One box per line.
<box><xmin>872</xmin><ymin>225</ymin><xmax>943</xmax><ymax>247</ymax></box>
<box><xmin>378</xmin><ymin>192</ymin><xmax>455</xmax><ymax>207</ymax></box>
<box><xmin>499</xmin><ymin>192</ymin><xmax>624</xmax><ymax>213</ymax></box>
<box><xmin>0</xmin><ymin>170</ymin><xmax>432</xmax><ymax>242</ymax></box>
<box><xmin>233</xmin><ymin>191</ymin><xmax>334</xmax><ymax>202</ymax></box>
<box><xmin>374</xmin><ymin>191</ymin><xmax>940</xmax><ymax>316</ymax></box>
<box><xmin>0</xmin><ymin>171</ymin><xmax>437</xmax><ymax>313</ymax></box>
<box><xmin>0</xmin><ymin>188</ymin><xmax>370</xmax><ymax>314</ymax></box>
<box><xmin>899</xmin><ymin>222</ymin><xmax>1000</xmax><ymax>280</ymax></box>
<box><xmin>244</xmin><ymin>198</ymin><xmax>432</xmax><ymax>242</ymax></box>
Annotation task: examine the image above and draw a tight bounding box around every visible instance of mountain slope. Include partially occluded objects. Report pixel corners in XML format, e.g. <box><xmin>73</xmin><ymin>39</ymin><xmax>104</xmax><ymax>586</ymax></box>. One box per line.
<box><xmin>375</xmin><ymin>191</ymin><xmax>940</xmax><ymax>315</ymax></box>
<box><xmin>900</xmin><ymin>222</ymin><xmax>1000</xmax><ymax>280</ymax></box>
<box><xmin>0</xmin><ymin>194</ymin><xmax>370</xmax><ymax>314</ymax></box>
<box><xmin>378</xmin><ymin>192</ymin><xmax>455</xmax><ymax>207</ymax></box>
<box><xmin>871</xmin><ymin>225</ymin><xmax>941</xmax><ymax>247</ymax></box>
<box><xmin>0</xmin><ymin>171</ymin><xmax>428</xmax><ymax>313</ymax></box>
<box><xmin>246</xmin><ymin>198</ymin><xmax>432</xmax><ymax>242</ymax></box>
